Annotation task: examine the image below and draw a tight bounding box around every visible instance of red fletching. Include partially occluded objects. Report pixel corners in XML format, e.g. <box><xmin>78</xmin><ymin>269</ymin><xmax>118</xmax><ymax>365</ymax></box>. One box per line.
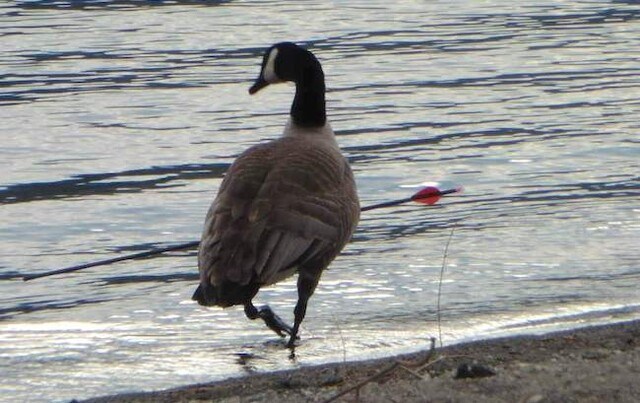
<box><xmin>411</xmin><ymin>186</ymin><xmax>442</xmax><ymax>205</ymax></box>
<box><xmin>410</xmin><ymin>185</ymin><xmax>462</xmax><ymax>205</ymax></box>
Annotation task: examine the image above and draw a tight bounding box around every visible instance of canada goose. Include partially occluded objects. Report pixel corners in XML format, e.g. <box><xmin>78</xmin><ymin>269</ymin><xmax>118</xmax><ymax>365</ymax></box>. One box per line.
<box><xmin>192</xmin><ymin>42</ymin><xmax>360</xmax><ymax>348</ymax></box>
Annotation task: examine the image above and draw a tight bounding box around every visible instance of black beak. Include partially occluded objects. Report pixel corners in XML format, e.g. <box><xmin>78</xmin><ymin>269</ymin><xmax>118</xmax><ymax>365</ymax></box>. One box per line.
<box><xmin>248</xmin><ymin>75</ymin><xmax>269</xmax><ymax>95</ymax></box>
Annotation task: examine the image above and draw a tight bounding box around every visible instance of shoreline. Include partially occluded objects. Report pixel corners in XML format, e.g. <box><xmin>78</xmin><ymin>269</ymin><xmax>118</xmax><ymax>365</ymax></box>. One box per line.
<box><xmin>83</xmin><ymin>319</ymin><xmax>640</xmax><ymax>402</ymax></box>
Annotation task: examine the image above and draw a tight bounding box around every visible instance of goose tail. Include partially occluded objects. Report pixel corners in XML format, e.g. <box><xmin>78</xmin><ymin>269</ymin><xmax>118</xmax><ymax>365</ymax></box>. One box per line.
<box><xmin>192</xmin><ymin>283</ymin><xmax>218</xmax><ymax>306</ymax></box>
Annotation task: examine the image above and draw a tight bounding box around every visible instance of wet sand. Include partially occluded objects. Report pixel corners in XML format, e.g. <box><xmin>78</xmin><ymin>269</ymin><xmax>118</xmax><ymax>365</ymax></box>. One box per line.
<box><xmin>83</xmin><ymin>319</ymin><xmax>640</xmax><ymax>403</ymax></box>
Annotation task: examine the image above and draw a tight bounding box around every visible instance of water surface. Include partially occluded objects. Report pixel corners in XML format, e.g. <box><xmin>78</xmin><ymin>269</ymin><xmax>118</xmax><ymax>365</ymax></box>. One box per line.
<box><xmin>1</xmin><ymin>1</ymin><xmax>639</xmax><ymax>401</ymax></box>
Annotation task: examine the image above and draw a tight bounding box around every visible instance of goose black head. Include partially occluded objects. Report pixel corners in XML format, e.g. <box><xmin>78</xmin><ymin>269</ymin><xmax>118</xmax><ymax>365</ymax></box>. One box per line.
<box><xmin>249</xmin><ymin>42</ymin><xmax>322</xmax><ymax>95</ymax></box>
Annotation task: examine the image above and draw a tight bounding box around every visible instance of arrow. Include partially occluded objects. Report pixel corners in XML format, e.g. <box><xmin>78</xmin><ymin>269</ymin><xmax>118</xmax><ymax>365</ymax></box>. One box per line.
<box><xmin>22</xmin><ymin>185</ymin><xmax>461</xmax><ymax>281</ymax></box>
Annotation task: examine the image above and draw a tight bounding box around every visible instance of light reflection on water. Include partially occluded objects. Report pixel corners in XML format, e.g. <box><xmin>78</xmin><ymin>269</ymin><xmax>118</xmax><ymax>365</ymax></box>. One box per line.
<box><xmin>1</xmin><ymin>0</ymin><xmax>640</xmax><ymax>401</ymax></box>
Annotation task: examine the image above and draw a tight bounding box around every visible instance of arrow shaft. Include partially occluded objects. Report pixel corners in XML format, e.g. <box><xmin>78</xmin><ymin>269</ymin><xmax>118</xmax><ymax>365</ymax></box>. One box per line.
<box><xmin>437</xmin><ymin>188</ymin><xmax>458</xmax><ymax>196</ymax></box>
<box><xmin>360</xmin><ymin>197</ymin><xmax>413</xmax><ymax>212</ymax></box>
<box><xmin>23</xmin><ymin>188</ymin><xmax>459</xmax><ymax>281</ymax></box>
<box><xmin>23</xmin><ymin>241</ymin><xmax>200</xmax><ymax>281</ymax></box>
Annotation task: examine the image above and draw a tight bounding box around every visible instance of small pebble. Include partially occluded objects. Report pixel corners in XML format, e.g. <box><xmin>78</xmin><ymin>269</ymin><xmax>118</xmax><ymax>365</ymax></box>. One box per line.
<box><xmin>524</xmin><ymin>394</ymin><xmax>545</xmax><ymax>403</ymax></box>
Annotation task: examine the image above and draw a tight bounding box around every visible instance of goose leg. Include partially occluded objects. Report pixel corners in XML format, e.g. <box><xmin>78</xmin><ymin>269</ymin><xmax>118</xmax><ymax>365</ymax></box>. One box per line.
<box><xmin>287</xmin><ymin>270</ymin><xmax>321</xmax><ymax>349</ymax></box>
<box><xmin>244</xmin><ymin>302</ymin><xmax>292</xmax><ymax>337</ymax></box>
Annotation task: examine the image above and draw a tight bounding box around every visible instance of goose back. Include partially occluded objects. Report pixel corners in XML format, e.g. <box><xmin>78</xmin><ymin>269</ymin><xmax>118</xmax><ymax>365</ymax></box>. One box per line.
<box><xmin>198</xmin><ymin>134</ymin><xmax>359</xmax><ymax>305</ymax></box>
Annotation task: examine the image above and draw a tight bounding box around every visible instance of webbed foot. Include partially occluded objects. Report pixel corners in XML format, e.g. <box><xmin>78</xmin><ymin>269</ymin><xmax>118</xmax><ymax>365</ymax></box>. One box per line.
<box><xmin>258</xmin><ymin>305</ymin><xmax>293</xmax><ymax>337</ymax></box>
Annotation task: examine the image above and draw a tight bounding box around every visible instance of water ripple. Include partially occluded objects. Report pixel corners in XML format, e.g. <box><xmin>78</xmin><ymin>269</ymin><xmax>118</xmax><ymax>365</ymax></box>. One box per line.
<box><xmin>0</xmin><ymin>163</ymin><xmax>228</xmax><ymax>204</ymax></box>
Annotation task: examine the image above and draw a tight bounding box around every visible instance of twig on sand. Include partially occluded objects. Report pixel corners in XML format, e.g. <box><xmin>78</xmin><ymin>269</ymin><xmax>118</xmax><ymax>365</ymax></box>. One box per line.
<box><xmin>395</xmin><ymin>365</ymin><xmax>426</xmax><ymax>380</ymax></box>
<box><xmin>437</xmin><ymin>226</ymin><xmax>456</xmax><ymax>348</ymax></box>
<box><xmin>322</xmin><ymin>338</ymin><xmax>438</xmax><ymax>403</ymax></box>
<box><xmin>332</xmin><ymin>314</ymin><xmax>348</xmax><ymax>363</ymax></box>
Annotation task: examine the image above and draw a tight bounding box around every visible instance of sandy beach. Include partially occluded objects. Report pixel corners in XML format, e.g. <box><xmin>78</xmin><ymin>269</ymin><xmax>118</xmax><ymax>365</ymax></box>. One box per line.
<box><xmin>82</xmin><ymin>319</ymin><xmax>640</xmax><ymax>403</ymax></box>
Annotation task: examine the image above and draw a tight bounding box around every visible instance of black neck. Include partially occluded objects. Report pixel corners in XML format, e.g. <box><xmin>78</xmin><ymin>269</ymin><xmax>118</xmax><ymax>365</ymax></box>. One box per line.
<box><xmin>290</xmin><ymin>65</ymin><xmax>327</xmax><ymax>128</ymax></box>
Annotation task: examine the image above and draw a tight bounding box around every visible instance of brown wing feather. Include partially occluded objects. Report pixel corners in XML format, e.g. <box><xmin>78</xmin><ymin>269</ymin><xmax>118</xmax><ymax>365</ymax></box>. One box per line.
<box><xmin>198</xmin><ymin>136</ymin><xmax>359</xmax><ymax>292</ymax></box>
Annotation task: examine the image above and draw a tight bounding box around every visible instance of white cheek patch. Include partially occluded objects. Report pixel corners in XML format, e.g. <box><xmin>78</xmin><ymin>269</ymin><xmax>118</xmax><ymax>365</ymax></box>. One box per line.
<box><xmin>263</xmin><ymin>48</ymin><xmax>280</xmax><ymax>83</ymax></box>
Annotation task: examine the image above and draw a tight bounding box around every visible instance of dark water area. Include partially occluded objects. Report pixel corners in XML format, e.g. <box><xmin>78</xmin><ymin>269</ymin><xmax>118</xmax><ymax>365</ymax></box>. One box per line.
<box><xmin>1</xmin><ymin>1</ymin><xmax>639</xmax><ymax>401</ymax></box>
